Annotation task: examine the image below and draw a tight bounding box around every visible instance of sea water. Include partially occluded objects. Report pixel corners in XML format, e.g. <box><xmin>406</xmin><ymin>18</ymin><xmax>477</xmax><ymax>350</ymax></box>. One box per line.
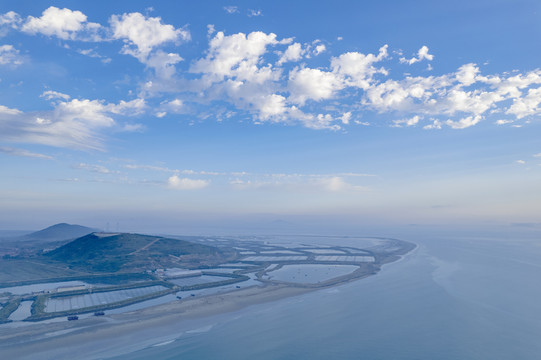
<box><xmin>109</xmin><ymin>233</ymin><xmax>541</xmax><ymax>360</ymax></box>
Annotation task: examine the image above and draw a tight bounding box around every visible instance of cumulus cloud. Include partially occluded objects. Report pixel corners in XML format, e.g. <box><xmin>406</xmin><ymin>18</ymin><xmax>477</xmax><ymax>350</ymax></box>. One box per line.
<box><xmin>331</xmin><ymin>45</ymin><xmax>388</xmax><ymax>90</ymax></box>
<box><xmin>0</xmin><ymin>11</ymin><xmax>21</xmax><ymax>35</ymax></box>
<box><xmin>277</xmin><ymin>42</ymin><xmax>304</xmax><ymax>65</ymax></box>
<box><xmin>445</xmin><ymin>115</ymin><xmax>483</xmax><ymax>129</ymax></box>
<box><xmin>288</xmin><ymin>67</ymin><xmax>344</xmax><ymax>105</ymax></box>
<box><xmin>5</xmin><ymin>11</ymin><xmax>540</xmax><ymax>134</ymax></box>
<box><xmin>167</xmin><ymin>175</ymin><xmax>210</xmax><ymax>190</ymax></box>
<box><xmin>0</xmin><ymin>44</ymin><xmax>23</xmax><ymax>66</ymax></box>
<box><xmin>21</xmin><ymin>6</ymin><xmax>102</xmax><ymax>41</ymax></box>
<box><xmin>314</xmin><ymin>44</ymin><xmax>326</xmax><ymax>55</ymax></box>
<box><xmin>108</xmin><ymin>98</ymin><xmax>146</xmax><ymax>116</ymax></box>
<box><xmin>340</xmin><ymin>112</ymin><xmax>352</xmax><ymax>124</ymax></box>
<box><xmin>109</xmin><ymin>12</ymin><xmax>189</xmax><ymax>78</ymax></box>
<box><xmin>110</xmin><ymin>12</ymin><xmax>189</xmax><ymax>61</ymax></box>
<box><xmin>506</xmin><ymin>87</ymin><xmax>541</xmax><ymax>119</ymax></box>
<box><xmin>393</xmin><ymin>115</ymin><xmax>421</xmax><ymax>127</ymax></box>
<box><xmin>191</xmin><ymin>31</ymin><xmax>280</xmax><ymax>83</ymax></box>
<box><xmin>400</xmin><ymin>45</ymin><xmax>433</xmax><ymax>65</ymax></box>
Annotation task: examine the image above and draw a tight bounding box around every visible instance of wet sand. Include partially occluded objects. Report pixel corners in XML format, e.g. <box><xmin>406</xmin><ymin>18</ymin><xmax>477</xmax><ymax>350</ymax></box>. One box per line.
<box><xmin>0</xmin><ymin>284</ymin><xmax>312</xmax><ymax>359</ymax></box>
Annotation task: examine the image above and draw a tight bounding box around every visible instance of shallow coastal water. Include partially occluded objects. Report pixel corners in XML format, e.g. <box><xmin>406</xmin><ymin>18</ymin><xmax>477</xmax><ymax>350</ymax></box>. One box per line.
<box><xmin>110</xmin><ymin>234</ymin><xmax>541</xmax><ymax>360</ymax></box>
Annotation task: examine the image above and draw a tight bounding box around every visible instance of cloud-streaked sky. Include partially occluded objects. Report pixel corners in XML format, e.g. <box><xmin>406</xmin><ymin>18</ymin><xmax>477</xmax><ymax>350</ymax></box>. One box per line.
<box><xmin>1</xmin><ymin>0</ymin><xmax>540</xmax><ymax>232</ymax></box>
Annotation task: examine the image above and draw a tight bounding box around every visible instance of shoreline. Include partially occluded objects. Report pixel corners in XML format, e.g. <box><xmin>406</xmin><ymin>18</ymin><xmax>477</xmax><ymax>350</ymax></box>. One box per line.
<box><xmin>0</xmin><ymin>284</ymin><xmax>313</xmax><ymax>359</ymax></box>
<box><xmin>0</xmin><ymin>239</ymin><xmax>417</xmax><ymax>359</ymax></box>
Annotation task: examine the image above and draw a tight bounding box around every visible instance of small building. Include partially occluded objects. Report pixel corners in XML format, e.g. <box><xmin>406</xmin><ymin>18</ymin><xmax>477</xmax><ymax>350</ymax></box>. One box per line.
<box><xmin>56</xmin><ymin>285</ymin><xmax>86</xmax><ymax>293</ymax></box>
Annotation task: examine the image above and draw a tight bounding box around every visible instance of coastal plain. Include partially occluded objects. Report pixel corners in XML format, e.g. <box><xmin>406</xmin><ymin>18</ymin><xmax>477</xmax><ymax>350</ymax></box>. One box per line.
<box><xmin>0</xmin><ymin>227</ymin><xmax>414</xmax><ymax>359</ymax></box>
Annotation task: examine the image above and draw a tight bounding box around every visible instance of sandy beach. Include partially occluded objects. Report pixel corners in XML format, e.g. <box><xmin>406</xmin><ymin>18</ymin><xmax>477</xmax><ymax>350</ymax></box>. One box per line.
<box><xmin>0</xmin><ymin>284</ymin><xmax>312</xmax><ymax>359</ymax></box>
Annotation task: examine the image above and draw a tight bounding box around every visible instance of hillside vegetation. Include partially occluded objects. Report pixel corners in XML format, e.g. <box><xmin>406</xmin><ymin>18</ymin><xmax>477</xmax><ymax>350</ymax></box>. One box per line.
<box><xmin>45</xmin><ymin>233</ymin><xmax>237</xmax><ymax>272</ymax></box>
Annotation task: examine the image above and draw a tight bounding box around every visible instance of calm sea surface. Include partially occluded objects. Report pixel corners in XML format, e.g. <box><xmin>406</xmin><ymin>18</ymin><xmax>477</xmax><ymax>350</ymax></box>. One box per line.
<box><xmin>102</xmin><ymin>233</ymin><xmax>541</xmax><ymax>359</ymax></box>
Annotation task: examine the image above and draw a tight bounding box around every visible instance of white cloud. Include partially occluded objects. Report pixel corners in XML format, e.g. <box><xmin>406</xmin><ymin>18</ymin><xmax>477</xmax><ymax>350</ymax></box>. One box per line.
<box><xmin>506</xmin><ymin>86</ymin><xmax>541</xmax><ymax>119</ymax></box>
<box><xmin>288</xmin><ymin>67</ymin><xmax>344</xmax><ymax>105</ymax></box>
<box><xmin>0</xmin><ymin>96</ymin><xmax>146</xmax><ymax>150</ymax></box>
<box><xmin>118</xmin><ymin>31</ymin><xmax>541</xmax><ymax>132</ymax></box>
<box><xmin>423</xmin><ymin>119</ymin><xmax>442</xmax><ymax>130</ymax></box>
<box><xmin>207</xmin><ymin>24</ymin><xmax>215</xmax><ymax>37</ymax></box>
<box><xmin>223</xmin><ymin>6</ymin><xmax>239</xmax><ymax>14</ymax></box>
<box><xmin>400</xmin><ymin>45</ymin><xmax>433</xmax><ymax>65</ymax></box>
<box><xmin>248</xmin><ymin>10</ymin><xmax>262</xmax><ymax>17</ymax></box>
<box><xmin>331</xmin><ymin>45</ymin><xmax>388</xmax><ymax>90</ymax></box>
<box><xmin>158</xmin><ymin>98</ymin><xmax>184</xmax><ymax>115</ymax></box>
<box><xmin>110</xmin><ymin>12</ymin><xmax>189</xmax><ymax>60</ymax></box>
<box><xmin>109</xmin><ymin>98</ymin><xmax>146</xmax><ymax>116</ymax></box>
<box><xmin>109</xmin><ymin>12</ymin><xmax>188</xmax><ymax>77</ymax></box>
<box><xmin>145</xmin><ymin>50</ymin><xmax>183</xmax><ymax>78</ymax></box>
<box><xmin>495</xmin><ymin>119</ymin><xmax>514</xmax><ymax>125</ymax></box>
<box><xmin>314</xmin><ymin>44</ymin><xmax>326</xmax><ymax>55</ymax></box>
<box><xmin>393</xmin><ymin>115</ymin><xmax>421</xmax><ymax>127</ymax></box>
<box><xmin>167</xmin><ymin>175</ymin><xmax>210</xmax><ymax>190</ymax></box>
<box><xmin>361</xmin><ymin>62</ymin><xmax>541</xmax><ymax>129</ymax></box>
<box><xmin>74</xmin><ymin>162</ymin><xmax>113</xmax><ymax>174</ymax></box>
<box><xmin>533</xmin><ymin>153</ymin><xmax>541</xmax><ymax>158</ymax></box>
<box><xmin>516</xmin><ymin>160</ymin><xmax>526</xmax><ymax>164</ymax></box>
<box><xmin>0</xmin><ymin>104</ymin><xmax>22</xmax><ymax>115</ymax></box>
<box><xmin>120</xmin><ymin>123</ymin><xmax>145</xmax><ymax>132</ymax></box>
<box><xmin>455</xmin><ymin>63</ymin><xmax>479</xmax><ymax>86</ymax></box>
<box><xmin>77</xmin><ymin>48</ymin><xmax>111</xmax><ymax>63</ymax></box>
<box><xmin>191</xmin><ymin>31</ymin><xmax>279</xmax><ymax>83</ymax></box>
<box><xmin>277</xmin><ymin>42</ymin><xmax>304</xmax><ymax>65</ymax></box>
<box><xmin>21</xmin><ymin>6</ymin><xmax>102</xmax><ymax>41</ymax></box>
<box><xmin>40</xmin><ymin>90</ymin><xmax>70</xmax><ymax>101</ymax></box>
<box><xmin>0</xmin><ymin>11</ymin><xmax>21</xmax><ymax>35</ymax></box>
<box><xmin>255</xmin><ymin>94</ymin><xmax>287</xmax><ymax>120</ymax></box>
<box><xmin>340</xmin><ymin>112</ymin><xmax>352</xmax><ymax>124</ymax></box>
<box><xmin>0</xmin><ymin>146</ymin><xmax>52</xmax><ymax>159</ymax></box>
<box><xmin>445</xmin><ymin>115</ymin><xmax>482</xmax><ymax>129</ymax></box>
<box><xmin>0</xmin><ymin>44</ymin><xmax>23</xmax><ymax>66</ymax></box>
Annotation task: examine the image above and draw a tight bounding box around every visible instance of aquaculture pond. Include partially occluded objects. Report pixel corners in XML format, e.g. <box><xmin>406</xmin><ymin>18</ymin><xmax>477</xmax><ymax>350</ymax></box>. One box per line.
<box><xmin>264</xmin><ymin>264</ymin><xmax>359</xmax><ymax>284</ymax></box>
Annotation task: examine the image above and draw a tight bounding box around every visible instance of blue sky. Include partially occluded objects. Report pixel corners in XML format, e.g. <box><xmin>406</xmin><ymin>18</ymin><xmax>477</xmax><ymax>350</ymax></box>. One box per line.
<box><xmin>0</xmin><ymin>1</ymin><xmax>540</xmax><ymax>233</ymax></box>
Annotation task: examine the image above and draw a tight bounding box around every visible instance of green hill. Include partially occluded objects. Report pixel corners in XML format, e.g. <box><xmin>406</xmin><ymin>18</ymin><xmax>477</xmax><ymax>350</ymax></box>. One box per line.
<box><xmin>45</xmin><ymin>233</ymin><xmax>237</xmax><ymax>272</ymax></box>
